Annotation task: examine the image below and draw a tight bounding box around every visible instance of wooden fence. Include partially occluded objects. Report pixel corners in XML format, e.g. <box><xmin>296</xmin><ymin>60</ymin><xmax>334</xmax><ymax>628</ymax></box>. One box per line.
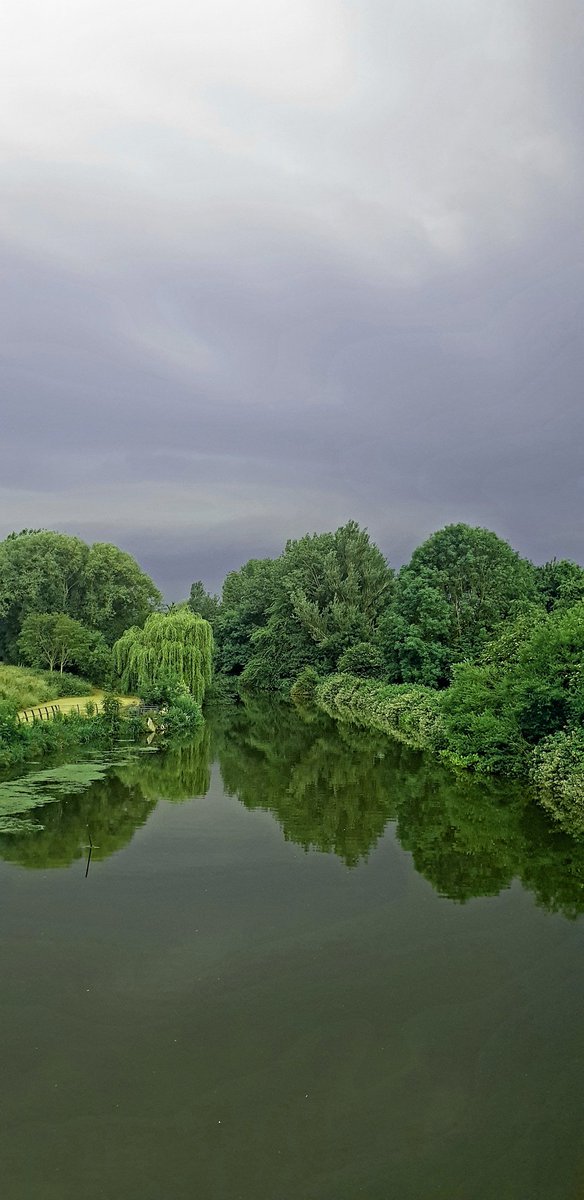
<box><xmin>17</xmin><ymin>703</ymin><xmax>84</xmax><ymax>724</ymax></box>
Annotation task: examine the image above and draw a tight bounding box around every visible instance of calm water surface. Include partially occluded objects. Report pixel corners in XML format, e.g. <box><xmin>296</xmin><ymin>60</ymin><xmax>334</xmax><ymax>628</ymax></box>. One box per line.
<box><xmin>2</xmin><ymin>700</ymin><xmax>584</xmax><ymax>1200</ymax></box>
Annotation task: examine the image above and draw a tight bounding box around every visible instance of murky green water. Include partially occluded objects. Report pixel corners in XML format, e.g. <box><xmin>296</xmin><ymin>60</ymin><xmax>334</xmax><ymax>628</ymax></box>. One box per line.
<box><xmin>2</xmin><ymin>699</ymin><xmax>584</xmax><ymax>1200</ymax></box>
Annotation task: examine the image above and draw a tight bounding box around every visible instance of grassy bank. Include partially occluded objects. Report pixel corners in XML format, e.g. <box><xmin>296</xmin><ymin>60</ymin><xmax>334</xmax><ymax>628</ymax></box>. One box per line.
<box><xmin>0</xmin><ymin>695</ymin><xmax>135</xmax><ymax>769</ymax></box>
<box><xmin>0</xmin><ymin>689</ymin><xmax>206</xmax><ymax>770</ymax></box>
<box><xmin>18</xmin><ymin>689</ymin><xmax>139</xmax><ymax>720</ymax></box>
<box><xmin>0</xmin><ymin>664</ymin><xmax>92</xmax><ymax>709</ymax></box>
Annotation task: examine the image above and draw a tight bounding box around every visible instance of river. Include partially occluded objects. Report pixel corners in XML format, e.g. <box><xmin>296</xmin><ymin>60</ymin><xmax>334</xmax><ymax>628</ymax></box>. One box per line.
<box><xmin>2</xmin><ymin>698</ymin><xmax>584</xmax><ymax>1199</ymax></box>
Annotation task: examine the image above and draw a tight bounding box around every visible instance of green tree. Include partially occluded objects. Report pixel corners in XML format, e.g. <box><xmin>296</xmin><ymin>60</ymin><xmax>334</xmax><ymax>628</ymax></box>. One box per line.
<box><xmin>79</xmin><ymin>542</ymin><xmax>161</xmax><ymax>642</ymax></box>
<box><xmin>240</xmin><ymin>522</ymin><xmax>392</xmax><ymax>689</ymax></box>
<box><xmin>0</xmin><ymin>531</ymin><xmax>88</xmax><ymax>659</ymax></box>
<box><xmin>513</xmin><ymin>601</ymin><xmax>584</xmax><ymax>742</ymax></box>
<box><xmin>188</xmin><ymin>580</ymin><xmax>220</xmax><ymax>624</ymax></box>
<box><xmin>215</xmin><ymin>558</ymin><xmax>277</xmax><ymax>675</ymax></box>
<box><xmin>535</xmin><ymin>558</ymin><xmax>584</xmax><ymax>612</ymax></box>
<box><xmin>18</xmin><ymin>613</ymin><xmax>96</xmax><ymax>675</ymax></box>
<box><xmin>337</xmin><ymin>641</ymin><xmax>385</xmax><ymax>678</ymax></box>
<box><xmin>376</xmin><ymin>568</ymin><xmax>452</xmax><ymax>686</ymax></box>
<box><xmin>380</xmin><ymin>524</ymin><xmax>536</xmax><ymax>684</ymax></box>
<box><xmin>0</xmin><ymin>531</ymin><xmax>160</xmax><ymax>659</ymax></box>
<box><xmin>113</xmin><ymin>609</ymin><xmax>213</xmax><ymax>703</ymax></box>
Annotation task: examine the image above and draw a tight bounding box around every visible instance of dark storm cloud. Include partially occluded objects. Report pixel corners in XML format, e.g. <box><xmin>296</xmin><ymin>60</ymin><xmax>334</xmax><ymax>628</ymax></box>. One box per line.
<box><xmin>1</xmin><ymin>0</ymin><xmax>583</xmax><ymax>596</ymax></box>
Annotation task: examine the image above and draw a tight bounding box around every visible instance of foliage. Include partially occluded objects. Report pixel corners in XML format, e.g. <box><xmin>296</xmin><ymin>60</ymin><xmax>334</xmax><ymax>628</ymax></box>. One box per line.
<box><xmin>315</xmin><ymin>674</ymin><xmax>446</xmax><ymax>752</ymax></box>
<box><xmin>239</xmin><ymin>522</ymin><xmax>393</xmax><ymax>689</ymax></box>
<box><xmin>160</xmin><ymin>695</ymin><xmax>204</xmax><ymax>738</ymax></box>
<box><xmin>113</xmin><ymin>610</ymin><xmax>213</xmax><ymax>704</ymax></box>
<box><xmin>536</xmin><ymin>558</ymin><xmax>584</xmax><ymax>612</ymax></box>
<box><xmin>188</xmin><ymin>580</ymin><xmax>220</xmax><ymax>624</ymax></box>
<box><xmin>0</xmin><ymin>531</ymin><xmax>88</xmax><ymax>660</ymax></box>
<box><xmin>0</xmin><ymin>705</ymin><xmax>118</xmax><ymax>769</ymax></box>
<box><xmin>77</xmin><ymin>542</ymin><xmax>161</xmax><ymax>642</ymax></box>
<box><xmin>439</xmin><ymin>662</ymin><xmax>528</xmax><ymax>774</ymax></box>
<box><xmin>376</xmin><ymin>568</ymin><xmax>453</xmax><ymax>686</ymax></box>
<box><xmin>0</xmin><ymin>664</ymin><xmax>91</xmax><ymax>709</ymax></box>
<box><xmin>138</xmin><ymin>670</ymin><xmax>189</xmax><ymax>706</ymax></box>
<box><xmin>39</xmin><ymin>673</ymin><xmax>94</xmax><ymax>699</ymax></box>
<box><xmin>100</xmin><ymin>694</ymin><xmax>122</xmax><ymax>740</ymax></box>
<box><xmin>531</xmin><ymin>730</ymin><xmax>584</xmax><ymax>837</ymax></box>
<box><xmin>338</xmin><ymin>641</ymin><xmax>385</xmax><ymax>678</ymax></box>
<box><xmin>0</xmin><ymin>530</ymin><xmax>160</xmax><ymax>660</ymax></box>
<box><xmin>18</xmin><ymin>612</ymin><xmax>97</xmax><ymax>675</ymax></box>
<box><xmin>377</xmin><ymin>524</ymin><xmax>536</xmax><ymax>685</ymax></box>
<box><xmin>215</xmin><ymin>558</ymin><xmax>277</xmax><ymax>675</ymax></box>
<box><xmin>511</xmin><ymin>602</ymin><xmax>584</xmax><ymax>743</ymax></box>
<box><xmin>477</xmin><ymin>603</ymin><xmax>547</xmax><ymax>667</ymax></box>
<box><xmin>290</xmin><ymin>666</ymin><xmax>321</xmax><ymax>705</ymax></box>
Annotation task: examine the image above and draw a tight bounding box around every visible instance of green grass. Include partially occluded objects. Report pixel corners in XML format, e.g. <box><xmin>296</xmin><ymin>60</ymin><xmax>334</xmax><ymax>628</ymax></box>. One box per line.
<box><xmin>0</xmin><ymin>664</ymin><xmax>93</xmax><ymax>709</ymax></box>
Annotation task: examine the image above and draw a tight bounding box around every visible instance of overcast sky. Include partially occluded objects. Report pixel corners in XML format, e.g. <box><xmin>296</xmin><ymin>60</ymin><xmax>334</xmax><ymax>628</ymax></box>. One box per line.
<box><xmin>1</xmin><ymin>0</ymin><xmax>583</xmax><ymax>596</ymax></box>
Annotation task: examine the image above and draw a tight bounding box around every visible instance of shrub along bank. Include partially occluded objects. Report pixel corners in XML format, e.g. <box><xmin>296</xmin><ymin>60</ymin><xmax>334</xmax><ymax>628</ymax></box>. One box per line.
<box><xmin>310</xmin><ymin>671</ymin><xmax>584</xmax><ymax>839</ymax></box>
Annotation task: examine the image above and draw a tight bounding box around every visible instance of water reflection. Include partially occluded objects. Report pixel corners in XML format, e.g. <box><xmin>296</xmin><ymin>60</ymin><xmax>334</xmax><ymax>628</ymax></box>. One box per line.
<box><xmin>214</xmin><ymin>695</ymin><xmax>397</xmax><ymax>865</ymax></box>
<box><xmin>213</xmin><ymin>698</ymin><xmax>584</xmax><ymax>916</ymax></box>
<box><xmin>1</xmin><ymin>698</ymin><xmax>584</xmax><ymax>916</ymax></box>
<box><xmin>115</xmin><ymin>723</ymin><xmax>212</xmax><ymax>802</ymax></box>
<box><xmin>0</xmin><ymin>775</ymin><xmax>155</xmax><ymax>870</ymax></box>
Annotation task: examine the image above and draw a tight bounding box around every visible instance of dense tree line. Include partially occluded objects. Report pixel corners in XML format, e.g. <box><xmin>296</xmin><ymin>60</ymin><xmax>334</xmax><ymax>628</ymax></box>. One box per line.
<box><xmin>190</xmin><ymin>520</ymin><xmax>584</xmax><ymax>831</ymax></box>
<box><xmin>0</xmin><ymin>530</ymin><xmax>211</xmax><ymax>763</ymax></box>
<box><xmin>0</xmin><ymin>530</ymin><xmax>161</xmax><ymax>681</ymax></box>
<box><xmin>3</xmin><ymin>520</ymin><xmax>584</xmax><ymax>827</ymax></box>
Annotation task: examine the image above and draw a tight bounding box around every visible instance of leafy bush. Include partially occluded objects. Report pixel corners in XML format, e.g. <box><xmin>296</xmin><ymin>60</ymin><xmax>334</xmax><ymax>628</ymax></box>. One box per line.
<box><xmin>290</xmin><ymin>666</ymin><xmax>321</xmax><ymax>705</ymax></box>
<box><xmin>138</xmin><ymin>671</ymin><xmax>189</xmax><ymax>706</ymax></box>
<box><xmin>40</xmin><ymin>673</ymin><xmax>93</xmax><ymax>698</ymax></box>
<box><xmin>315</xmin><ymin>674</ymin><xmax>446</xmax><ymax>752</ymax></box>
<box><xmin>160</xmin><ymin>695</ymin><xmax>204</xmax><ymax>738</ymax></box>
<box><xmin>439</xmin><ymin>662</ymin><xmax>528</xmax><ymax>775</ymax></box>
<box><xmin>531</xmin><ymin>730</ymin><xmax>584</xmax><ymax>837</ymax></box>
<box><xmin>0</xmin><ymin>700</ymin><xmax>128</xmax><ymax>769</ymax></box>
<box><xmin>337</xmin><ymin>642</ymin><xmax>384</xmax><ymax>678</ymax></box>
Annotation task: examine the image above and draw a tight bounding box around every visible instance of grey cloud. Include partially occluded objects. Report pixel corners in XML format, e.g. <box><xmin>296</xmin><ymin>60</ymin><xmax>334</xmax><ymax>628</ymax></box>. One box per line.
<box><xmin>1</xmin><ymin>1</ymin><xmax>583</xmax><ymax>597</ymax></box>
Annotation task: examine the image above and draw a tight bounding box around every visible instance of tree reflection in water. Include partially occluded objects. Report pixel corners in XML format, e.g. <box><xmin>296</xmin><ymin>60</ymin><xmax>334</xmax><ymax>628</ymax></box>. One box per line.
<box><xmin>213</xmin><ymin>696</ymin><xmax>584</xmax><ymax>917</ymax></box>
<box><xmin>1</xmin><ymin>697</ymin><xmax>584</xmax><ymax>917</ymax></box>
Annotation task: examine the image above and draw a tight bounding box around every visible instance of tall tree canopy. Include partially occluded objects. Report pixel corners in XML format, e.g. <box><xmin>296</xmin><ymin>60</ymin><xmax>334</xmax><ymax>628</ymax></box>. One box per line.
<box><xmin>377</xmin><ymin>524</ymin><xmax>536</xmax><ymax>685</ymax></box>
<box><xmin>535</xmin><ymin>559</ymin><xmax>584</xmax><ymax>612</ymax></box>
<box><xmin>188</xmin><ymin>580</ymin><xmax>220</xmax><ymax>625</ymax></box>
<box><xmin>0</xmin><ymin>531</ymin><xmax>160</xmax><ymax>659</ymax></box>
<box><xmin>80</xmin><ymin>542</ymin><xmax>162</xmax><ymax>642</ymax></box>
<box><xmin>240</xmin><ymin>522</ymin><xmax>393</xmax><ymax>689</ymax></box>
<box><xmin>113</xmin><ymin>610</ymin><xmax>213</xmax><ymax>703</ymax></box>
<box><xmin>215</xmin><ymin>558</ymin><xmax>277</xmax><ymax>675</ymax></box>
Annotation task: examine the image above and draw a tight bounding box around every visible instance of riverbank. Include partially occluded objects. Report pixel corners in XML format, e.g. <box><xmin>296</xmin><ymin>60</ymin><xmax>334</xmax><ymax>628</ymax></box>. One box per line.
<box><xmin>308</xmin><ymin>672</ymin><xmax>584</xmax><ymax>839</ymax></box>
<box><xmin>0</xmin><ymin>696</ymin><xmax>133</xmax><ymax>769</ymax></box>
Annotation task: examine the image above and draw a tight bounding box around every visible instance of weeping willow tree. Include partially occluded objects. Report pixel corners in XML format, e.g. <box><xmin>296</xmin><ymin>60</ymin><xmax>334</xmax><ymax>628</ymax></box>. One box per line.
<box><xmin>113</xmin><ymin>610</ymin><xmax>213</xmax><ymax>703</ymax></box>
